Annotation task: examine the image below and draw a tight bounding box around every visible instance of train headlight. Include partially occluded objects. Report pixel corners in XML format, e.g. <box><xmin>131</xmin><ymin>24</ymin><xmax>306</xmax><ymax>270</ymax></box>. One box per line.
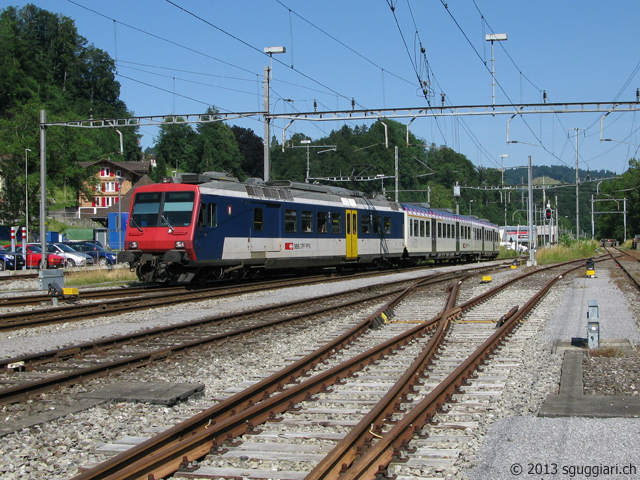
<box><xmin>129</xmin><ymin>241</ymin><xmax>138</xmax><ymax>249</ymax></box>
<box><xmin>175</xmin><ymin>241</ymin><xmax>185</xmax><ymax>249</ymax></box>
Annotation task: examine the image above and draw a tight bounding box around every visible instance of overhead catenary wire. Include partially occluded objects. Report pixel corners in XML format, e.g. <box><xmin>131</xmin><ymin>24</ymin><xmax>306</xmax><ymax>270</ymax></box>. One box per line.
<box><xmin>164</xmin><ymin>0</ymin><xmax>366</xmax><ymax>110</ymax></box>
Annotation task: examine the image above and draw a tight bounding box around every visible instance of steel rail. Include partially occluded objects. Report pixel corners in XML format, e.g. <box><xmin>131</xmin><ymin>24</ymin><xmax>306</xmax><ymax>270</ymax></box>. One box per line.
<box><xmin>0</xmin><ymin>264</ymin><xmax>452</xmax><ymax>329</ymax></box>
<box><xmin>0</xmin><ymin>272</ymin><xmax>460</xmax><ymax>373</ymax></box>
<box><xmin>336</xmin><ymin>263</ymin><xmax>585</xmax><ymax>480</ymax></box>
<box><xmin>303</xmin><ymin>277</ymin><xmax>467</xmax><ymax>480</ymax></box>
<box><xmin>606</xmin><ymin>247</ymin><xmax>640</xmax><ymax>292</ymax></box>
<box><xmin>0</xmin><ymin>278</ymin><xmax>423</xmax><ymax>405</ymax></box>
<box><xmin>303</xmin><ymin>261</ymin><xmax>575</xmax><ymax>480</ymax></box>
<box><xmin>70</xmin><ymin>275</ymin><xmax>450</xmax><ymax>480</ymax></box>
<box><xmin>73</xmin><ymin>261</ymin><xmax>555</xmax><ymax>480</ymax></box>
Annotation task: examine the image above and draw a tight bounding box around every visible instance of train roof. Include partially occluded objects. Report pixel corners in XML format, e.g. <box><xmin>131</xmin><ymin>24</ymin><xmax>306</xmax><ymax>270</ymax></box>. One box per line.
<box><xmin>402</xmin><ymin>202</ymin><xmax>497</xmax><ymax>227</ymax></box>
<box><xmin>167</xmin><ymin>173</ymin><xmax>398</xmax><ymax>209</ymax></box>
<box><xmin>161</xmin><ymin>173</ymin><xmax>497</xmax><ymax>227</ymax></box>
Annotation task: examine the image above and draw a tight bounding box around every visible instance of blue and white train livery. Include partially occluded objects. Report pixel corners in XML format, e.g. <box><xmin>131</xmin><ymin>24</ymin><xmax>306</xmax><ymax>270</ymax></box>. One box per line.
<box><xmin>118</xmin><ymin>172</ymin><xmax>499</xmax><ymax>283</ymax></box>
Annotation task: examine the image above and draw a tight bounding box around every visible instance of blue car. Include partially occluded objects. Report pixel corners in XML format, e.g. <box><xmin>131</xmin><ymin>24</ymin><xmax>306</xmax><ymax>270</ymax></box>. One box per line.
<box><xmin>64</xmin><ymin>242</ymin><xmax>117</xmax><ymax>266</ymax></box>
<box><xmin>0</xmin><ymin>245</ymin><xmax>26</xmax><ymax>271</ymax></box>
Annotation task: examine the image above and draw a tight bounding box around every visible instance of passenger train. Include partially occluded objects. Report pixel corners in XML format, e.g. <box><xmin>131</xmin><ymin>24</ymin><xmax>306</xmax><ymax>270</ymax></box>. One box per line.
<box><xmin>117</xmin><ymin>172</ymin><xmax>500</xmax><ymax>283</ymax></box>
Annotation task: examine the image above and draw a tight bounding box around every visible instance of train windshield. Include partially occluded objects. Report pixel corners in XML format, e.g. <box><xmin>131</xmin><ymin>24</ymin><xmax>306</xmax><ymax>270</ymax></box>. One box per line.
<box><xmin>161</xmin><ymin>192</ymin><xmax>195</xmax><ymax>227</ymax></box>
<box><xmin>130</xmin><ymin>191</ymin><xmax>195</xmax><ymax>228</ymax></box>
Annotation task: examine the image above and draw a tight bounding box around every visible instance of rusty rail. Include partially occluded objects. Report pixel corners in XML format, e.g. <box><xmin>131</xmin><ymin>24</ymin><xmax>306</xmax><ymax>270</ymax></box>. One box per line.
<box><xmin>334</xmin><ymin>263</ymin><xmax>584</xmax><ymax>480</ymax></box>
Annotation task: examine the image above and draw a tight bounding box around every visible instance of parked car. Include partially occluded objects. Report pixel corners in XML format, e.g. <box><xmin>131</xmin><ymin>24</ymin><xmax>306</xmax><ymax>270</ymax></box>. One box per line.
<box><xmin>6</xmin><ymin>244</ymin><xmax>65</xmax><ymax>269</ymax></box>
<box><xmin>47</xmin><ymin>243</ymin><xmax>94</xmax><ymax>267</ymax></box>
<box><xmin>0</xmin><ymin>245</ymin><xmax>26</xmax><ymax>271</ymax></box>
<box><xmin>64</xmin><ymin>241</ymin><xmax>117</xmax><ymax>266</ymax></box>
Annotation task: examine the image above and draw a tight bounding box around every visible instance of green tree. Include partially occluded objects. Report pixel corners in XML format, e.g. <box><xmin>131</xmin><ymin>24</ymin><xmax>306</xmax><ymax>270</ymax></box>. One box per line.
<box><xmin>154</xmin><ymin>121</ymin><xmax>197</xmax><ymax>175</ymax></box>
<box><xmin>0</xmin><ymin>4</ymin><xmax>142</xmax><ymax>224</ymax></box>
<box><xmin>598</xmin><ymin>159</ymin><xmax>640</xmax><ymax>240</ymax></box>
<box><xmin>231</xmin><ymin>125</ymin><xmax>263</xmax><ymax>179</ymax></box>
<box><xmin>194</xmin><ymin>108</ymin><xmax>244</xmax><ymax>179</ymax></box>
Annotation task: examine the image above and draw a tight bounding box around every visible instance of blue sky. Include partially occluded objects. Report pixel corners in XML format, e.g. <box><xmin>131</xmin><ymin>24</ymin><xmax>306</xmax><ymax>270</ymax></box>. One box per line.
<box><xmin>7</xmin><ymin>1</ymin><xmax>640</xmax><ymax>175</ymax></box>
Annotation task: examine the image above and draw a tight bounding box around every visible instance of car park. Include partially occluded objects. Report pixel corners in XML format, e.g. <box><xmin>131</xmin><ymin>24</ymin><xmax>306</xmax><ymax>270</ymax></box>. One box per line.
<box><xmin>64</xmin><ymin>241</ymin><xmax>117</xmax><ymax>266</ymax></box>
<box><xmin>0</xmin><ymin>245</ymin><xmax>26</xmax><ymax>271</ymax></box>
<box><xmin>9</xmin><ymin>244</ymin><xmax>65</xmax><ymax>269</ymax></box>
<box><xmin>47</xmin><ymin>243</ymin><xmax>94</xmax><ymax>267</ymax></box>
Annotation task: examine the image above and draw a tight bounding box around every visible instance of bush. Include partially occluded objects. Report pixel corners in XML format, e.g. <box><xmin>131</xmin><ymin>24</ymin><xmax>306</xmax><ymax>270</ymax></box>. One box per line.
<box><xmin>535</xmin><ymin>240</ymin><xmax>598</xmax><ymax>265</ymax></box>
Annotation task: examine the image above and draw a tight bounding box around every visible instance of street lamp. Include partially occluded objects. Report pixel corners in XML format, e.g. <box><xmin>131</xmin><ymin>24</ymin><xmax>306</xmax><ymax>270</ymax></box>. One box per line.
<box><xmin>485</xmin><ymin>33</ymin><xmax>507</xmax><ymax>105</ymax></box>
<box><xmin>263</xmin><ymin>46</ymin><xmax>286</xmax><ymax>182</ymax></box>
<box><xmin>24</xmin><ymin>148</ymin><xmax>31</xmax><ymax>242</ymax></box>
<box><xmin>469</xmin><ymin>199</ymin><xmax>474</xmax><ymax>216</ymax></box>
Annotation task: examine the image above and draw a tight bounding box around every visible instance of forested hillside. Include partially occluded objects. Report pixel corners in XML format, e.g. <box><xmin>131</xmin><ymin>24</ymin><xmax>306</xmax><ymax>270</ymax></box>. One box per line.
<box><xmin>0</xmin><ymin>4</ymin><xmax>636</xmax><ymax>240</ymax></box>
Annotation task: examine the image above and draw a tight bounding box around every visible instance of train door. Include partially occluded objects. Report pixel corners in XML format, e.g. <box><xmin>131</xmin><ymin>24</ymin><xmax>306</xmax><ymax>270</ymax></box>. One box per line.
<box><xmin>481</xmin><ymin>226</ymin><xmax>485</xmax><ymax>253</ymax></box>
<box><xmin>195</xmin><ymin>198</ymin><xmax>223</xmax><ymax>260</ymax></box>
<box><xmin>455</xmin><ymin>221</ymin><xmax>460</xmax><ymax>254</ymax></box>
<box><xmin>249</xmin><ymin>202</ymin><xmax>281</xmax><ymax>254</ymax></box>
<box><xmin>431</xmin><ymin>219</ymin><xmax>437</xmax><ymax>256</ymax></box>
<box><xmin>346</xmin><ymin>209</ymin><xmax>358</xmax><ymax>259</ymax></box>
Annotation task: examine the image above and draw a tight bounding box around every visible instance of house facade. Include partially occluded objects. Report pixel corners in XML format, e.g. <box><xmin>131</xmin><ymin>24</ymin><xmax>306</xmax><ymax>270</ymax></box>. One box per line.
<box><xmin>77</xmin><ymin>158</ymin><xmax>152</xmax><ymax>218</ymax></box>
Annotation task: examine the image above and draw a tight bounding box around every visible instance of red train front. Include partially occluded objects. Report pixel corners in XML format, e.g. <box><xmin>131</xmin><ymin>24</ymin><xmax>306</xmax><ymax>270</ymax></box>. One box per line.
<box><xmin>118</xmin><ymin>182</ymin><xmax>201</xmax><ymax>283</ymax></box>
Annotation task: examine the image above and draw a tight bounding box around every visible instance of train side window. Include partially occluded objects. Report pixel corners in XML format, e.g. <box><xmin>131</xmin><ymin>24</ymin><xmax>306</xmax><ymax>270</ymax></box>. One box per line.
<box><xmin>331</xmin><ymin>212</ymin><xmax>342</xmax><ymax>234</ymax></box>
<box><xmin>197</xmin><ymin>204</ymin><xmax>206</xmax><ymax>228</ymax></box>
<box><xmin>301</xmin><ymin>210</ymin><xmax>313</xmax><ymax>233</ymax></box>
<box><xmin>284</xmin><ymin>209</ymin><xmax>297</xmax><ymax>233</ymax></box>
<box><xmin>437</xmin><ymin>223</ymin><xmax>442</xmax><ymax>238</ymax></box>
<box><xmin>383</xmin><ymin>217</ymin><xmax>391</xmax><ymax>235</ymax></box>
<box><xmin>362</xmin><ymin>214</ymin><xmax>371</xmax><ymax>234</ymax></box>
<box><xmin>420</xmin><ymin>220</ymin><xmax>425</xmax><ymax>237</ymax></box>
<box><xmin>254</xmin><ymin>207</ymin><xmax>263</xmax><ymax>231</ymax></box>
<box><xmin>207</xmin><ymin>204</ymin><xmax>216</xmax><ymax>227</ymax></box>
<box><xmin>411</xmin><ymin>219</ymin><xmax>417</xmax><ymax>237</ymax></box>
<box><xmin>447</xmin><ymin>224</ymin><xmax>451</xmax><ymax>238</ymax></box>
<box><xmin>317</xmin><ymin>212</ymin><xmax>328</xmax><ymax>233</ymax></box>
<box><xmin>425</xmin><ymin>221</ymin><xmax>430</xmax><ymax>237</ymax></box>
<box><xmin>373</xmin><ymin>215</ymin><xmax>381</xmax><ymax>234</ymax></box>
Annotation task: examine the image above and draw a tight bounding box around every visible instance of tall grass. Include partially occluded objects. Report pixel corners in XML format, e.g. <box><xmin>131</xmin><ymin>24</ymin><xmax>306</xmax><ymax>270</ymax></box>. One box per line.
<box><xmin>65</xmin><ymin>267</ymin><xmax>138</xmax><ymax>286</ymax></box>
<box><xmin>535</xmin><ymin>240</ymin><xmax>599</xmax><ymax>265</ymax></box>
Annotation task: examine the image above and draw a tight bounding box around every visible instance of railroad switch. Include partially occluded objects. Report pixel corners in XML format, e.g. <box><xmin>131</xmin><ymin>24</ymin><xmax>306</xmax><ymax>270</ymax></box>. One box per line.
<box><xmin>511</xmin><ymin>259</ymin><xmax>518</xmax><ymax>269</ymax></box>
<box><xmin>47</xmin><ymin>282</ymin><xmax>79</xmax><ymax>305</ymax></box>
<box><xmin>586</xmin><ymin>259</ymin><xmax>596</xmax><ymax>278</ymax></box>
<box><xmin>481</xmin><ymin>276</ymin><xmax>492</xmax><ymax>283</ymax></box>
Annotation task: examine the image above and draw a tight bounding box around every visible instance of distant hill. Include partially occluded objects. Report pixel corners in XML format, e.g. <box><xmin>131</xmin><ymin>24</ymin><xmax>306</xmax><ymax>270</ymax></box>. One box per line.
<box><xmin>505</xmin><ymin>165</ymin><xmax>616</xmax><ymax>185</ymax></box>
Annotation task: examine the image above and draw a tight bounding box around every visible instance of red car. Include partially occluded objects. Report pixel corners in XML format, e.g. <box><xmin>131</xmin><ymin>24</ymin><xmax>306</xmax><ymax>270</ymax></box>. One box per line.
<box><xmin>3</xmin><ymin>244</ymin><xmax>64</xmax><ymax>269</ymax></box>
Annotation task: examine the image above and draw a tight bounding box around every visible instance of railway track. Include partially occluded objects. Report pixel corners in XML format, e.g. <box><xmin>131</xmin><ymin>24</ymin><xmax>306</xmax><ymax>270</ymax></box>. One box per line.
<box><xmin>0</xmin><ymin>265</ymin><xmax>503</xmax><ymax>331</ymax></box>
<box><xmin>1</xmin><ymin>269</ymin><xmax>488</xmax><ymax>407</ymax></box>
<box><xmin>67</xmin><ymin>260</ymin><xmax>585</xmax><ymax>480</ymax></box>
<box><xmin>607</xmin><ymin>246</ymin><xmax>640</xmax><ymax>290</ymax></box>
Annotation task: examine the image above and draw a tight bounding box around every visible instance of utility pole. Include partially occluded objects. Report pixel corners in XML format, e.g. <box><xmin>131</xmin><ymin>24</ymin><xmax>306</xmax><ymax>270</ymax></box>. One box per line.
<box><xmin>500</xmin><ymin>153</ymin><xmax>509</xmax><ymax>234</ymax></box>
<box><xmin>39</xmin><ymin>110</ymin><xmax>47</xmax><ymax>268</ymax></box>
<box><xmin>263</xmin><ymin>65</ymin><xmax>270</xmax><ymax>182</ymax></box>
<box><xmin>574</xmin><ymin>128</ymin><xmax>580</xmax><ymax>240</ymax></box>
<box><xmin>263</xmin><ymin>47</ymin><xmax>286</xmax><ymax>182</ymax></box>
<box><xmin>528</xmin><ymin>156</ymin><xmax>535</xmax><ymax>265</ymax></box>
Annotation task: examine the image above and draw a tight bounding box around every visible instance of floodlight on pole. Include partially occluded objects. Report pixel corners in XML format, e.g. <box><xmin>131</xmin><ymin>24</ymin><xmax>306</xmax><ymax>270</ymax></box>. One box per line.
<box><xmin>485</xmin><ymin>33</ymin><xmax>507</xmax><ymax>105</ymax></box>
<box><xmin>263</xmin><ymin>46</ymin><xmax>286</xmax><ymax>182</ymax></box>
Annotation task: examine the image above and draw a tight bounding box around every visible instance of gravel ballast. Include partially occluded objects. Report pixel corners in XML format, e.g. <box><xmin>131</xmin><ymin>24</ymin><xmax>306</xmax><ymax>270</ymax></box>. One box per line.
<box><xmin>467</xmin><ymin>262</ymin><xmax>640</xmax><ymax>480</ymax></box>
<box><xmin>0</xmin><ymin>261</ymin><xmax>638</xmax><ymax>480</ymax></box>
